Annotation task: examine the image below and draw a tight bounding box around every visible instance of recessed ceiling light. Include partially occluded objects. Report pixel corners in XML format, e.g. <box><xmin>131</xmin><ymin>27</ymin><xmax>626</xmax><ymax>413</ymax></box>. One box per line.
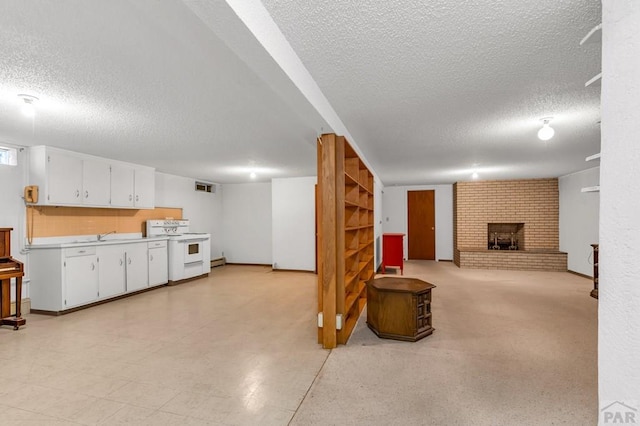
<box><xmin>537</xmin><ymin>117</ymin><xmax>555</xmax><ymax>141</ymax></box>
<box><xmin>471</xmin><ymin>172</ymin><xmax>479</xmax><ymax>180</ymax></box>
<box><xmin>249</xmin><ymin>172</ymin><xmax>257</xmax><ymax>179</ymax></box>
<box><xmin>17</xmin><ymin>94</ymin><xmax>39</xmax><ymax>118</ymax></box>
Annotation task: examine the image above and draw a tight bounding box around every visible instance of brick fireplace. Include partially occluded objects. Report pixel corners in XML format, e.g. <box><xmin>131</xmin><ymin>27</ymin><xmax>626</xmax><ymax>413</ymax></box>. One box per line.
<box><xmin>453</xmin><ymin>179</ymin><xmax>567</xmax><ymax>271</ymax></box>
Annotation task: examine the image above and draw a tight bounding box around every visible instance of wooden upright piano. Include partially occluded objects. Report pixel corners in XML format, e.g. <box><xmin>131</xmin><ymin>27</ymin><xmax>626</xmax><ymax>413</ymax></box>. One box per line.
<box><xmin>0</xmin><ymin>228</ymin><xmax>26</xmax><ymax>330</ymax></box>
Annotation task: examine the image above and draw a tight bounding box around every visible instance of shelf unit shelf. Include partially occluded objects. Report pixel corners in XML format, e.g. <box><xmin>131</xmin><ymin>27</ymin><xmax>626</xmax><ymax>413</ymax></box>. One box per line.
<box><xmin>581</xmin><ymin>186</ymin><xmax>600</xmax><ymax>193</ymax></box>
<box><xmin>317</xmin><ymin>133</ymin><xmax>375</xmax><ymax>349</ymax></box>
<box><xmin>580</xmin><ymin>23</ymin><xmax>602</xmax><ymax>46</ymax></box>
<box><xmin>585</xmin><ymin>153</ymin><xmax>601</xmax><ymax>162</ymax></box>
<box><xmin>585</xmin><ymin>72</ymin><xmax>602</xmax><ymax>87</ymax></box>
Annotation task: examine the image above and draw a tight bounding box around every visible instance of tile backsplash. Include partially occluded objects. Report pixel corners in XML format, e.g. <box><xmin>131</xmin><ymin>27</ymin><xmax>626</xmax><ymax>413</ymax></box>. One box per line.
<box><xmin>26</xmin><ymin>206</ymin><xmax>182</xmax><ymax>238</ymax></box>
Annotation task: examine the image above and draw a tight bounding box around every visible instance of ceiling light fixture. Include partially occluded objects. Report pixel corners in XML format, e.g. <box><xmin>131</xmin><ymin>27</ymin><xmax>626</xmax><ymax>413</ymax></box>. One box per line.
<box><xmin>537</xmin><ymin>117</ymin><xmax>555</xmax><ymax>141</ymax></box>
<box><xmin>471</xmin><ymin>172</ymin><xmax>479</xmax><ymax>180</ymax></box>
<box><xmin>18</xmin><ymin>94</ymin><xmax>39</xmax><ymax>118</ymax></box>
<box><xmin>249</xmin><ymin>171</ymin><xmax>257</xmax><ymax>179</ymax></box>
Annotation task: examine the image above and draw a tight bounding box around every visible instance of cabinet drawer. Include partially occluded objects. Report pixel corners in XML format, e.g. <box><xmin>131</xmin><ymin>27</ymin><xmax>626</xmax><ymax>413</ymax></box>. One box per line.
<box><xmin>65</xmin><ymin>246</ymin><xmax>96</xmax><ymax>257</ymax></box>
<box><xmin>148</xmin><ymin>240</ymin><xmax>167</xmax><ymax>249</ymax></box>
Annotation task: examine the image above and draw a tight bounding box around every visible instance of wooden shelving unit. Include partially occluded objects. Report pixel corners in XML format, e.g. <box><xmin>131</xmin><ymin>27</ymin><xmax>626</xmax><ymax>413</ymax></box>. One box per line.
<box><xmin>580</xmin><ymin>22</ymin><xmax>602</xmax><ymax>194</ymax></box>
<box><xmin>317</xmin><ymin>133</ymin><xmax>375</xmax><ymax>349</ymax></box>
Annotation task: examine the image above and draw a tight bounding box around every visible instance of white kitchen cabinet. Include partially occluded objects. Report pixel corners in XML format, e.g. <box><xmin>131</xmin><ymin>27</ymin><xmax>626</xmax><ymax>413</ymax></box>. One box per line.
<box><xmin>63</xmin><ymin>248</ymin><xmax>99</xmax><ymax>309</ymax></box>
<box><xmin>29</xmin><ymin>145</ymin><xmax>154</xmax><ymax>209</ymax></box>
<box><xmin>37</xmin><ymin>148</ymin><xmax>83</xmax><ymax>205</ymax></box>
<box><xmin>148</xmin><ymin>240</ymin><xmax>168</xmax><ymax>287</ymax></box>
<box><xmin>97</xmin><ymin>245</ymin><xmax>126</xmax><ymax>299</ymax></box>
<box><xmin>110</xmin><ymin>164</ymin><xmax>155</xmax><ymax>209</ymax></box>
<box><xmin>30</xmin><ymin>147</ymin><xmax>111</xmax><ymax>207</ymax></box>
<box><xmin>125</xmin><ymin>242</ymin><xmax>148</xmax><ymax>292</ymax></box>
<box><xmin>110</xmin><ymin>163</ymin><xmax>135</xmax><ymax>207</ymax></box>
<box><xmin>83</xmin><ymin>159</ymin><xmax>111</xmax><ymax>206</ymax></box>
<box><xmin>133</xmin><ymin>167</ymin><xmax>155</xmax><ymax>209</ymax></box>
<box><xmin>30</xmin><ymin>238</ymin><xmax>168</xmax><ymax>314</ymax></box>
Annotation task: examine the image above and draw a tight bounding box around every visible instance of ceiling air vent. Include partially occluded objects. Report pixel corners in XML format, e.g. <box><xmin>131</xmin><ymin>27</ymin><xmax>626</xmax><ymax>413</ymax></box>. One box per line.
<box><xmin>195</xmin><ymin>181</ymin><xmax>215</xmax><ymax>193</ymax></box>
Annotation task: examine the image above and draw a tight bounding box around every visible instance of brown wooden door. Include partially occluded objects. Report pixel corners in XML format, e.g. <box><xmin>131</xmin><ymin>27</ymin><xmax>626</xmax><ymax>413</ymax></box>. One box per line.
<box><xmin>408</xmin><ymin>190</ymin><xmax>435</xmax><ymax>260</ymax></box>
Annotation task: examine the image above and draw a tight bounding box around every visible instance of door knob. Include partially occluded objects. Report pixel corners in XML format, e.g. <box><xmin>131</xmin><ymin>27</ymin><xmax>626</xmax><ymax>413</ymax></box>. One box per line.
<box><xmin>432</xmin><ymin>227</ymin><xmax>435</xmax><ymax>231</ymax></box>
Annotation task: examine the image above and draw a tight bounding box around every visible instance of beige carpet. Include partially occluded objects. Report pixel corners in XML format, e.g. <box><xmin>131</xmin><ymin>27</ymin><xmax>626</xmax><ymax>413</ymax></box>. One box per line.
<box><xmin>0</xmin><ymin>262</ymin><xmax>597</xmax><ymax>425</ymax></box>
<box><xmin>292</xmin><ymin>260</ymin><xmax>598</xmax><ymax>425</ymax></box>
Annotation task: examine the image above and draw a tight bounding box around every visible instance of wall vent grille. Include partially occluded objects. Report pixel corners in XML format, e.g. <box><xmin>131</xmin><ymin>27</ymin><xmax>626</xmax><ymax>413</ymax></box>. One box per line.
<box><xmin>195</xmin><ymin>181</ymin><xmax>215</xmax><ymax>193</ymax></box>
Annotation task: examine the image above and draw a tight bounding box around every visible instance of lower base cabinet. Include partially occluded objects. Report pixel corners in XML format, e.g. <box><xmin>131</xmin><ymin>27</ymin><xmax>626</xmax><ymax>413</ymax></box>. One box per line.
<box><xmin>148</xmin><ymin>241</ymin><xmax>168</xmax><ymax>286</ymax></box>
<box><xmin>97</xmin><ymin>245</ymin><xmax>126</xmax><ymax>299</ymax></box>
<box><xmin>30</xmin><ymin>239</ymin><xmax>168</xmax><ymax>313</ymax></box>
<box><xmin>125</xmin><ymin>243</ymin><xmax>149</xmax><ymax>292</ymax></box>
<box><xmin>64</xmin><ymin>249</ymin><xmax>99</xmax><ymax>309</ymax></box>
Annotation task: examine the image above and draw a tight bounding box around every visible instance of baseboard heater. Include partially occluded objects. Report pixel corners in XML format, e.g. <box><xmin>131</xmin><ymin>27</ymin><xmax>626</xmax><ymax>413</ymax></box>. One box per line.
<box><xmin>211</xmin><ymin>257</ymin><xmax>226</xmax><ymax>268</ymax></box>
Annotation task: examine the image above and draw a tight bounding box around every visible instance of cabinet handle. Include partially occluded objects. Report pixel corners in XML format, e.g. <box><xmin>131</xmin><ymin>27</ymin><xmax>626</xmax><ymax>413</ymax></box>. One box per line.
<box><xmin>135</xmin><ymin>195</ymin><xmax>139</xmax><ymax>202</ymax></box>
<box><xmin>129</xmin><ymin>194</ymin><xmax>132</xmax><ymax>201</ymax></box>
<box><xmin>119</xmin><ymin>259</ymin><xmax>123</xmax><ymax>266</ymax></box>
<box><xmin>85</xmin><ymin>190</ymin><xmax>89</xmax><ymax>198</ymax></box>
<box><xmin>78</xmin><ymin>250</ymin><xmax>86</xmax><ymax>254</ymax></box>
<box><xmin>128</xmin><ymin>257</ymin><xmax>132</xmax><ymax>265</ymax></box>
<box><xmin>150</xmin><ymin>254</ymin><xmax>154</xmax><ymax>261</ymax></box>
<box><xmin>75</xmin><ymin>190</ymin><xmax>80</xmax><ymax>198</ymax></box>
<box><xmin>91</xmin><ymin>263</ymin><xmax>95</xmax><ymax>271</ymax></box>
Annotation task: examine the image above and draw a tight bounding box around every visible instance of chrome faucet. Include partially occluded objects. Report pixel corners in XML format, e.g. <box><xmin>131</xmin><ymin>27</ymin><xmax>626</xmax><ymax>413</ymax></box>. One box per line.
<box><xmin>98</xmin><ymin>230</ymin><xmax>116</xmax><ymax>241</ymax></box>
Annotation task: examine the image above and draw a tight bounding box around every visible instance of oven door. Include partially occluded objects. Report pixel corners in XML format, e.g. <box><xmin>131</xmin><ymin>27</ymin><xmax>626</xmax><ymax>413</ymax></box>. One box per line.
<box><xmin>184</xmin><ymin>239</ymin><xmax>204</xmax><ymax>263</ymax></box>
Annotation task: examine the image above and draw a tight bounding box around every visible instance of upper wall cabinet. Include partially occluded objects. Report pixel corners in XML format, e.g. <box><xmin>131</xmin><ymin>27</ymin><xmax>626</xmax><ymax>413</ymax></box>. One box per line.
<box><xmin>29</xmin><ymin>146</ymin><xmax>155</xmax><ymax>209</ymax></box>
<box><xmin>110</xmin><ymin>164</ymin><xmax>154</xmax><ymax>209</ymax></box>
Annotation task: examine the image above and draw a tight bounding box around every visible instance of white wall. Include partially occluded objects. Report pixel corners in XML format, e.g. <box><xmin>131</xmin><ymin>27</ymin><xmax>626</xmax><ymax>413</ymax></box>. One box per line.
<box><xmin>222</xmin><ymin>182</ymin><xmax>272</xmax><ymax>264</ymax></box>
<box><xmin>155</xmin><ymin>172</ymin><xmax>223</xmax><ymax>259</ymax></box>
<box><xmin>599</xmin><ymin>1</ymin><xmax>640</xmax><ymax>419</ymax></box>
<box><xmin>271</xmin><ymin>177</ymin><xmax>315</xmax><ymax>271</ymax></box>
<box><xmin>381</xmin><ymin>185</ymin><xmax>453</xmax><ymax>261</ymax></box>
<box><xmin>558</xmin><ymin>167</ymin><xmax>600</xmax><ymax>276</ymax></box>
<box><xmin>0</xmin><ymin>143</ymin><xmax>28</xmax><ymax>301</ymax></box>
<box><xmin>374</xmin><ymin>177</ymin><xmax>384</xmax><ymax>268</ymax></box>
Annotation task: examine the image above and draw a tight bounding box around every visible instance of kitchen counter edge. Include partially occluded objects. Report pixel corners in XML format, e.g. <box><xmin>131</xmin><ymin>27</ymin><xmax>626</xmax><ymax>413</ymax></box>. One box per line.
<box><xmin>27</xmin><ymin>236</ymin><xmax>169</xmax><ymax>249</ymax></box>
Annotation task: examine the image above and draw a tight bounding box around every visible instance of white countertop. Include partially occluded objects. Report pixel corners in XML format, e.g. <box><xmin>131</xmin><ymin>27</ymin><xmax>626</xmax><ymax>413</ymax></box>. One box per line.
<box><xmin>27</xmin><ymin>233</ymin><xmax>169</xmax><ymax>249</ymax></box>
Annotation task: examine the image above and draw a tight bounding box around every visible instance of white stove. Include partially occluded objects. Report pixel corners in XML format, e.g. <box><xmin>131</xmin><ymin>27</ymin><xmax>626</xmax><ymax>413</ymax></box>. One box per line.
<box><xmin>146</xmin><ymin>219</ymin><xmax>211</xmax><ymax>283</ymax></box>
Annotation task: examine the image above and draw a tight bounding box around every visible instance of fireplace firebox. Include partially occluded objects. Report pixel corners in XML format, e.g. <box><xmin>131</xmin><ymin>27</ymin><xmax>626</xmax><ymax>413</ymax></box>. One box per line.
<box><xmin>488</xmin><ymin>223</ymin><xmax>524</xmax><ymax>250</ymax></box>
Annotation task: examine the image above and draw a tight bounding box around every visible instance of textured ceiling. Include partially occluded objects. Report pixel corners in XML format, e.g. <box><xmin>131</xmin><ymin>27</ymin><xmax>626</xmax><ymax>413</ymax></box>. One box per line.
<box><xmin>0</xmin><ymin>1</ymin><xmax>602</xmax><ymax>186</ymax></box>
<box><xmin>0</xmin><ymin>1</ymin><xmax>324</xmax><ymax>183</ymax></box>
<box><xmin>261</xmin><ymin>0</ymin><xmax>602</xmax><ymax>184</ymax></box>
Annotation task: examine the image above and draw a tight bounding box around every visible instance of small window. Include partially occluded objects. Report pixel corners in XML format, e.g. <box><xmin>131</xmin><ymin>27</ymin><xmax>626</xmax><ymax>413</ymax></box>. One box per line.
<box><xmin>0</xmin><ymin>146</ymin><xmax>18</xmax><ymax>166</ymax></box>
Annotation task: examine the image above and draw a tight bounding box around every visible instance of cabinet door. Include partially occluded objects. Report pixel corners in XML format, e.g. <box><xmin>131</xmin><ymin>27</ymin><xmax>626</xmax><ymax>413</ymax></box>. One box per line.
<box><xmin>125</xmin><ymin>243</ymin><xmax>148</xmax><ymax>291</ymax></box>
<box><xmin>47</xmin><ymin>151</ymin><xmax>83</xmax><ymax>205</ymax></box>
<box><xmin>97</xmin><ymin>246</ymin><xmax>126</xmax><ymax>299</ymax></box>
<box><xmin>110</xmin><ymin>164</ymin><xmax>135</xmax><ymax>207</ymax></box>
<box><xmin>134</xmin><ymin>168</ymin><xmax>155</xmax><ymax>208</ymax></box>
<box><xmin>148</xmin><ymin>247</ymin><xmax>168</xmax><ymax>286</ymax></box>
<box><xmin>83</xmin><ymin>159</ymin><xmax>111</xmax><ymax>206</ymax></box>
<box><xmin>64</xmin><ymin>255</ymin><xmax>98</xmax><ymax>308</ymax></box>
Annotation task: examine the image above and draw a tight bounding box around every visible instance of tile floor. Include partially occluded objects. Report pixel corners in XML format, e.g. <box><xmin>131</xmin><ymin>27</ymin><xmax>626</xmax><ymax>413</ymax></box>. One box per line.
<box><xmin>0</xmin><ymin>262</ymin><xmax>597</xmax><ymax>425</ymax></box>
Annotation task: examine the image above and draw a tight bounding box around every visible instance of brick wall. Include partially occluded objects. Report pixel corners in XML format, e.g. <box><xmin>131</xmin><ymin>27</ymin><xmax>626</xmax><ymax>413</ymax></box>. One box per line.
<box><xmin>453</xmin><ymin>179</ymin><xmax>565</xmax><ymax>271</ymax></box>
<box><xmin>453</xmin><ymin>179</ymin><xmax>559</xmax><ymax>250</ymax></box>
